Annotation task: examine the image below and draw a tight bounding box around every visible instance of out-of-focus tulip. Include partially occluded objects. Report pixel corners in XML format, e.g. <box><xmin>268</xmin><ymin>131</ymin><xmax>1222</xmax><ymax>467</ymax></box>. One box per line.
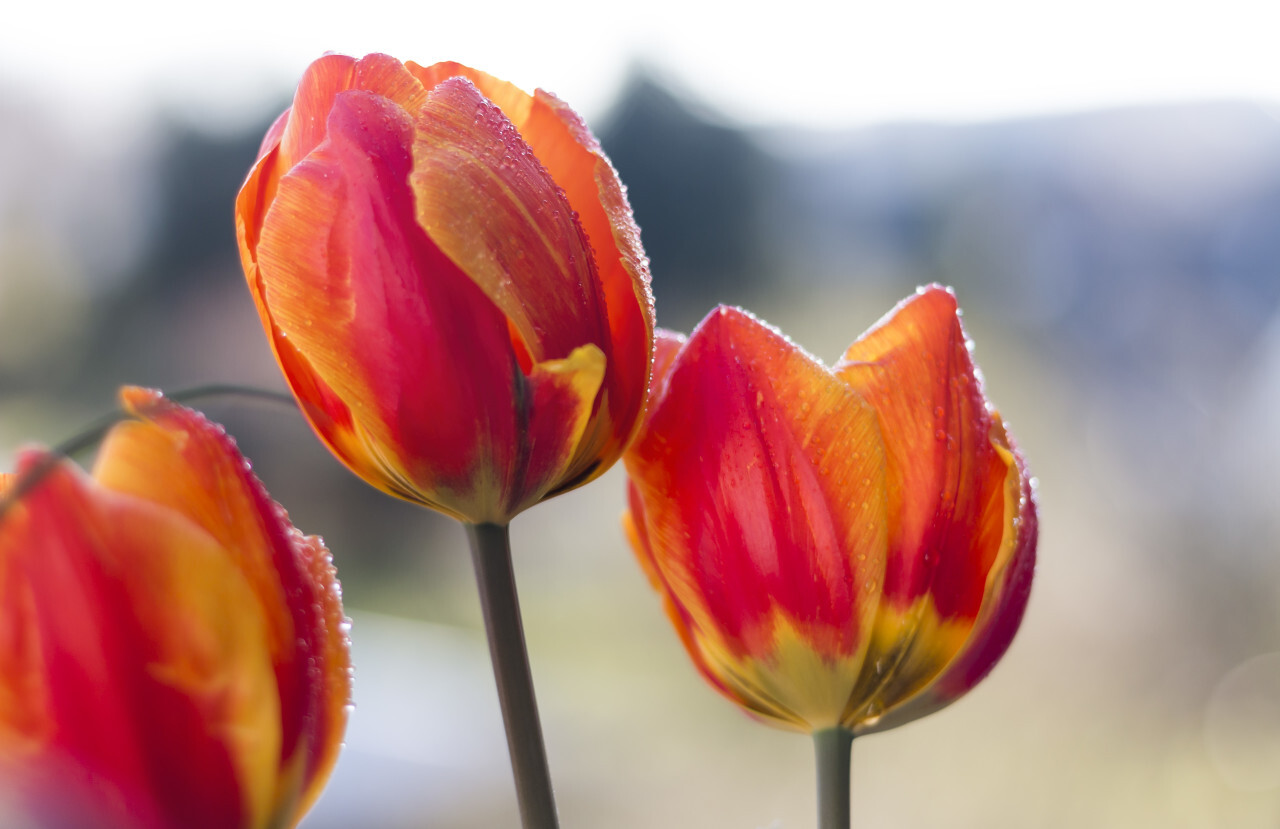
<box><xmin>236</xmin><ymin>53</ymin><xmax>654</xmax><ymax>525</ymax></box>
<box><xmin>0</xmin><ymin>388</ymin><xmax>350</xmax><ymax>829</ymax></box>
<box><xmin>623</xmin><ymin>287</ymin><xmax>1037</xmax><ymax>735</ymax></box>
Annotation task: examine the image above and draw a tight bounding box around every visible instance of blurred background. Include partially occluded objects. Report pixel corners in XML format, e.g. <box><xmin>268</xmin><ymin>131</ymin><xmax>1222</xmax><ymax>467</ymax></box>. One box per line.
<box><xmin>3</xmin><ymin>2</ymin><xmax>1280</xmax><ymax>826</ymax></box>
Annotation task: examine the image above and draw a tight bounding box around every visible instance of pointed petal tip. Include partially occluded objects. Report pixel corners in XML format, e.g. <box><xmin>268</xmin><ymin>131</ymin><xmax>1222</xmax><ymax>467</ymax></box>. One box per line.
<box><xmin>117</xmin><ymin>386</ymin><xmax>164</xmax><ymax>414</ymax></box>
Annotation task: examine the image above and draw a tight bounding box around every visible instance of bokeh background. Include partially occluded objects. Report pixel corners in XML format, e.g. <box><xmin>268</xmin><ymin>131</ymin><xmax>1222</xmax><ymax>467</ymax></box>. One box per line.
<box><xmin>3</xmin><ymin>3</ymin><xmax>1280</xmax><ymax>826</ymax></box>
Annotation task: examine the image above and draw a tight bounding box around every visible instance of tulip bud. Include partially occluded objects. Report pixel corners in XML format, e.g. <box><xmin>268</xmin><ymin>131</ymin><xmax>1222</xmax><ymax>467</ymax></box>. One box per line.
<box><xmin>236</xmin><ymin>53</ymin><xmax>654</xmax><ymax>525</ymax></box>
<box><xmin>0</xmin><ymin>387</ymin><xmax>350</xmax><ymax>829</ymax></box>
<box><xmin>623</xmin><ymin>287</ymin><xmax>1036</xmax><ymax>735</ymax></box>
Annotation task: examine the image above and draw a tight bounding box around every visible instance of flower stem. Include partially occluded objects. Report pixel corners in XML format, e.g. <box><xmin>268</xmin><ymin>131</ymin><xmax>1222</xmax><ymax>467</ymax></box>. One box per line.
<box><xmin>0</xmin><ymin>383</ymin><xmax>298</xmax><ymax>522</ymax></box>
<box><xmin>814</xmin><ymin>727</ymin><xmax>853</xmax><ymax>829</ymax></box>
<box><xmin>466</xmin><ymin>522</ymin><xmax>559</xmax><ymax>829</ymax></box>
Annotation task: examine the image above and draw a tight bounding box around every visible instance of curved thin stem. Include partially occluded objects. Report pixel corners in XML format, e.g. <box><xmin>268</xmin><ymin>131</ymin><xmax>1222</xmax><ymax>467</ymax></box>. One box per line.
<box><xmin>814</xmin><ymin>727</ymin><xmax>853</xmax><ymax>829</ymax></box>
<box><xmin>466</xmin><ymin>522</ymin><xmax>559</xmax><ymax>829</ymax></box>
<box><xmin>0</xmin><ymin>383</ymin><xmax>299</xmax><ymax>521</ymax></box>
<box><xmin>165</xmin><ymin>383</ymin><xmax>298</xmax><ymax>414</ymax></box>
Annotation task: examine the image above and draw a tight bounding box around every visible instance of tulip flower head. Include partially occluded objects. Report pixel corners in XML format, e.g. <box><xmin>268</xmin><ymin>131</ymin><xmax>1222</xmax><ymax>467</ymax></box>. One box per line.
<box><xmin>0</xmin><ymin>388</ymin><xmax>351</xmax><ymax>829</ymax></box>
<box><xmin>236</xmin><ymin>53</ymin><xmax>654</xmax><ymax>525</ymax></box>
<box><xmin>624</xmin><ymin>287</ymin><xmax>1037</xmax><ymax>735</ymax></box>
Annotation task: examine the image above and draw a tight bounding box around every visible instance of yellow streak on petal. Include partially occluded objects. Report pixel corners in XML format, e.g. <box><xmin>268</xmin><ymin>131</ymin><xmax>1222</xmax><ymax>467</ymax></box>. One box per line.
<box><xmin>410</xmin><ymin>78</ymin><xmax>601</xmax><ymax>365</ymax></box>
<box><xmin>854</xmin><ymin>421</ymin><xmax>1028</xmax><ymax>735</ymax></box>
<box><xmin>508</xmin><ymin>342</ymin><xmax>606</xmax><ymax>517</ymax></box>
<box><xmin>691</xmin><ymin>614</ymin><xmax>867</xmax><ymax>734</ymax></box>
<box><xmin>107</xmin><ymin>495</ymin><xmax>280</xmax><ymax>829</ymax></box>
<box><xmin>0</xmin><ymin>492</ymin><xmax>50</xmax><ymax>756</ymax></box>
<box><xmin>357</xmin><ymin>342</ymin><xmax>606</xmax><ymax>524</ymax></box>
<box><xmin>91</xmin><ymin>417</ymin><xmax>295</xmax><ymax>662</ymax></box>
<box><xmin>843</xmin><ymin>597</ymin><xmax>971</xmax><ymax>734</ymax></box>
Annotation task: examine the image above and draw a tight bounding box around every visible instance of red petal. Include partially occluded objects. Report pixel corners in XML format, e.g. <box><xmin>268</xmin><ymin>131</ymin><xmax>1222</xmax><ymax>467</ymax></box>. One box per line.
<box><xmin>97</xmin><ymin>388</ymin><xmax>350</xmax><ymax>784</ymax></box>
<box><xmin>406</xmin><ymin>62</ymin><xmax>653</xmax><ymax>470</ymax></box>
<box><xmin>519</xmin><ymin>89</ymin><xmax>653</xmax><ymax>454</ymax></box>
<box><xmin>627</xmin><ymin>307</ymin><xmax>888</xmax><ymax>663</ymax></box>
<box><xmin>835</xmin><ymin>286</ymin><xmax>1008</xmax><ymax>622</ymax></box>
<box><xmin>276</xmin><ymin>54</ymin><xmax>357</xmax><ymax>173</ymax></box>
<box><xmin>510</xmin><ymin>344</ymin><xmax>606</xmax><ymax>515</ymax></box>
<box><xmin>856</xmin><ymin>425</ymin><xmax>1037</xmax><ymax>734</ymax></box>
<box><xmin>2</xmin><ymin>455</ymin><xmax>248</xmax><ymax>829</ymax></box>
<box><xmin>927</xmin><ymin>424</ymin><xmax>1037</xmax><ymax>698</ymax></box>
<box><xmin>255</xmin><ymin>87</ymin><xmax>524</xmax><ymax>517</ymax></box>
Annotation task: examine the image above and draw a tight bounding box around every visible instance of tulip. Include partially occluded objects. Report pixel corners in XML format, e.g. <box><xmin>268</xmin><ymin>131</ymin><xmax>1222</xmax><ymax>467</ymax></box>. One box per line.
<box><xmin>236</xmin><ymin>53</ymin><xmax>654</xmax><ymax>525</ymax></box>
<box><xmin>0</xmin><ymin>387</ymin><xmax>350</xmax><ymax>829</ymax></box>
<box><xmin>623</xmin><ymin>287</ymin><xmax>1037</xmax><ymax>738</ymax></box>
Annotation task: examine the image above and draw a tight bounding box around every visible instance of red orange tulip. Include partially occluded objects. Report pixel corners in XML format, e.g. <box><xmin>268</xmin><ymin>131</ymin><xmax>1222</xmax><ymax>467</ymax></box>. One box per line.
<box><xmin>624</xmin><ymin>287</ymin><xmax>1036</xmax><ymax>734</ymax></box>
<box><xmin>0</xmin><ymin>388</ymin><xmax>350</xmax><ymax>829</ymax></box>
<box><xmin>236</xmin><ymin>53</ymin><xmax>654</xmax><ymax>524</ymax></box>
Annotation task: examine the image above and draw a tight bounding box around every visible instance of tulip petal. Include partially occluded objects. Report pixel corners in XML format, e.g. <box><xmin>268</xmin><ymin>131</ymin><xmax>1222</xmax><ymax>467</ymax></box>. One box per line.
<box><xmin>406</xmin><ymin>61</ymin><xmax>534</xmax><ymax>125</ymax></box>
<box><xmin>409</xmin><ymin>77</ymin><xmax>611</xmax><ymax>365</ymax></box>
<box><xmin>406</xmin><ymin>61</ymin><xmax>654</xmax><ymax>472</ymax></box>
<box><xmin>257</xmin><ymin>87</ymin><xmax>532</xmax><ymax>520</ymax></box>
<box><xmin>627</xmin><ymin>307</ymin><xmax>889</xmax><ymax>730</ymax></box>
<box><xmin>517</xmin><ymin>343</ymin><xmax>607</xmax><ymax>509</ymax></box>
<box><xmin>289</xmin><ymin>531</ymin><xmax>350</xmax><ymax>818</ymax></box>
<box><xmin>834</xmin><ymin>286</ymin><xmax>1026</xmax><ymax>728</ymax></box>
<box><xmin>836</xmin><ymin>286</ymin><xmax>1009</xmax><ymax>621</ymax></box>
<box><xmin>276</xmin><ymin>54</ymin><xmax>357</xmax><ymax>172</ymax></box>
<box><xmin>626</xmin><ymin>328</ymin><xmax>687</xmax><ymax>438</ymax></box>
<box><xmin>92</xmin><ymin>388</ymin><xmax>351</xmax><ymax>811</ymax></box>
<box><xmin>351</xmin><ymin>53</ymin><xmax>429</xmax><ymax>114</ymax></box>
<box><xmin>519</xmin><ymin>89</ymin><xmax>654</xmax><ymax>457</ymax></box>
<box><xmin>928</xmin><ymin>425</ymin><xmax>1036</xmax><ymax>694</ymax></box>
<box><xmin>0</xmin><ymin>484</ymin><xmax>48</xmax><ymax>757</ymax></box>
<box><xmin>1</xmin><ymin>455</ymin><xmax>272</xmax><ymax>829</ymax></box>
<box><xmin>650</xmin><ymin>328</ymin><xmax>686</xmax><ymax>389</ymax></box>
<box><xmin>858</xmin><ymin>425</ymin><xmax>1037</xmax><ymax>735</ymax></box>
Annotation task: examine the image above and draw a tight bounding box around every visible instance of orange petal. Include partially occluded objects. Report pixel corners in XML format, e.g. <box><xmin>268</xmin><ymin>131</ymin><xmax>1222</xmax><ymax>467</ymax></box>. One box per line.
<box><xmin>406</xmin><ymin>63</ymin><xmax>653</xmax><ymax>476</ymax></box>
<box><xmin>405</xmin><ymin>61</ymin><xmax>534</xmax><ymax>126</ymax></box>
<box><xmin>2</xmin><ymin>453</ymin><xmax>264</xmax><ymax>829</ymax></box>
<box><xmin>93</xmin><ymin>389</ymin><xmax>351</xmax><ymax>821</ymax></box>
<box><xmin>276</xmin><ymin>53</ymin><xmax>357</xmax><ymax>172</ymax></box>
<box><xmin>513</xmin><ymin>343</ymin><xmax>607</xmax><ymax>512</ymax></box>
<box><xmin>859</xmin><ymin>423</ymin><xmax>1038</xmax><ymax>734</ymax></box>
<box><xmin>627</xmin><ymin>306</ymin><xmax>888</xmax><ymax>666</ymax></box>
<box><xmin>835</xmin><ymin>285</ymin><xmax>1008</xmax><ymax>623</ymax></box>
<box><xmin>519</xmin><ymin>89</ymin><xmax>654</xmax><ymax>453</ymax></box>
<box><xmin>409</xmin><ymin>76</ymin><xmax>610</xmax><ymax>365</ymax></box>
<box><xmin>255</xmin><ymin>88</ymin><xmax>526</xmax><ymax>516</ymax></box>
<box><xmin>351</xmin><ymin>52</ymin><xmax>429</xmax><ymax>114</ymax></box>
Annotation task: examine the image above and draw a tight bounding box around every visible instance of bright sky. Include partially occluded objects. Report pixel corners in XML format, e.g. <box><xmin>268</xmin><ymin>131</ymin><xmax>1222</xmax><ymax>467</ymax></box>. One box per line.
<box><xmin>4</xmin><ymin>0</ymin><xmax>1279</xmax><ymax>131</ymax></box>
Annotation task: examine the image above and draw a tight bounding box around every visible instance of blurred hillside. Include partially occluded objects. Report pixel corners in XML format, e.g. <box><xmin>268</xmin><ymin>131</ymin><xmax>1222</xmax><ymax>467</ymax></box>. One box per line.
<box><xmin>1</xmin><ymin>70</ymin><xmax>1278</xmax><ymax>826</ymax></box>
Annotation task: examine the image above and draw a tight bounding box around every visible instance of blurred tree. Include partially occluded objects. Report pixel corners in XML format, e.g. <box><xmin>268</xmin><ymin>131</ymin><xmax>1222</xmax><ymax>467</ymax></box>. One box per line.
<box><xmin>597</xmin><ymin>69</ymin><xmax>774</xmax><ymax>328</ymax></box>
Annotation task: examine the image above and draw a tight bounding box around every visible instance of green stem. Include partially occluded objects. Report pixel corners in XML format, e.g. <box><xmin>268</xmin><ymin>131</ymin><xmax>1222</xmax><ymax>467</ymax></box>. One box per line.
<box><xmin>814</xmin><ymin>727</ymin><xmax>853</xmax><ymax>829</ymax></box>
<box><xmin>466</xmin><ymin>522</ymin><xmax>559</xmax><ymax>829</ymax></box>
